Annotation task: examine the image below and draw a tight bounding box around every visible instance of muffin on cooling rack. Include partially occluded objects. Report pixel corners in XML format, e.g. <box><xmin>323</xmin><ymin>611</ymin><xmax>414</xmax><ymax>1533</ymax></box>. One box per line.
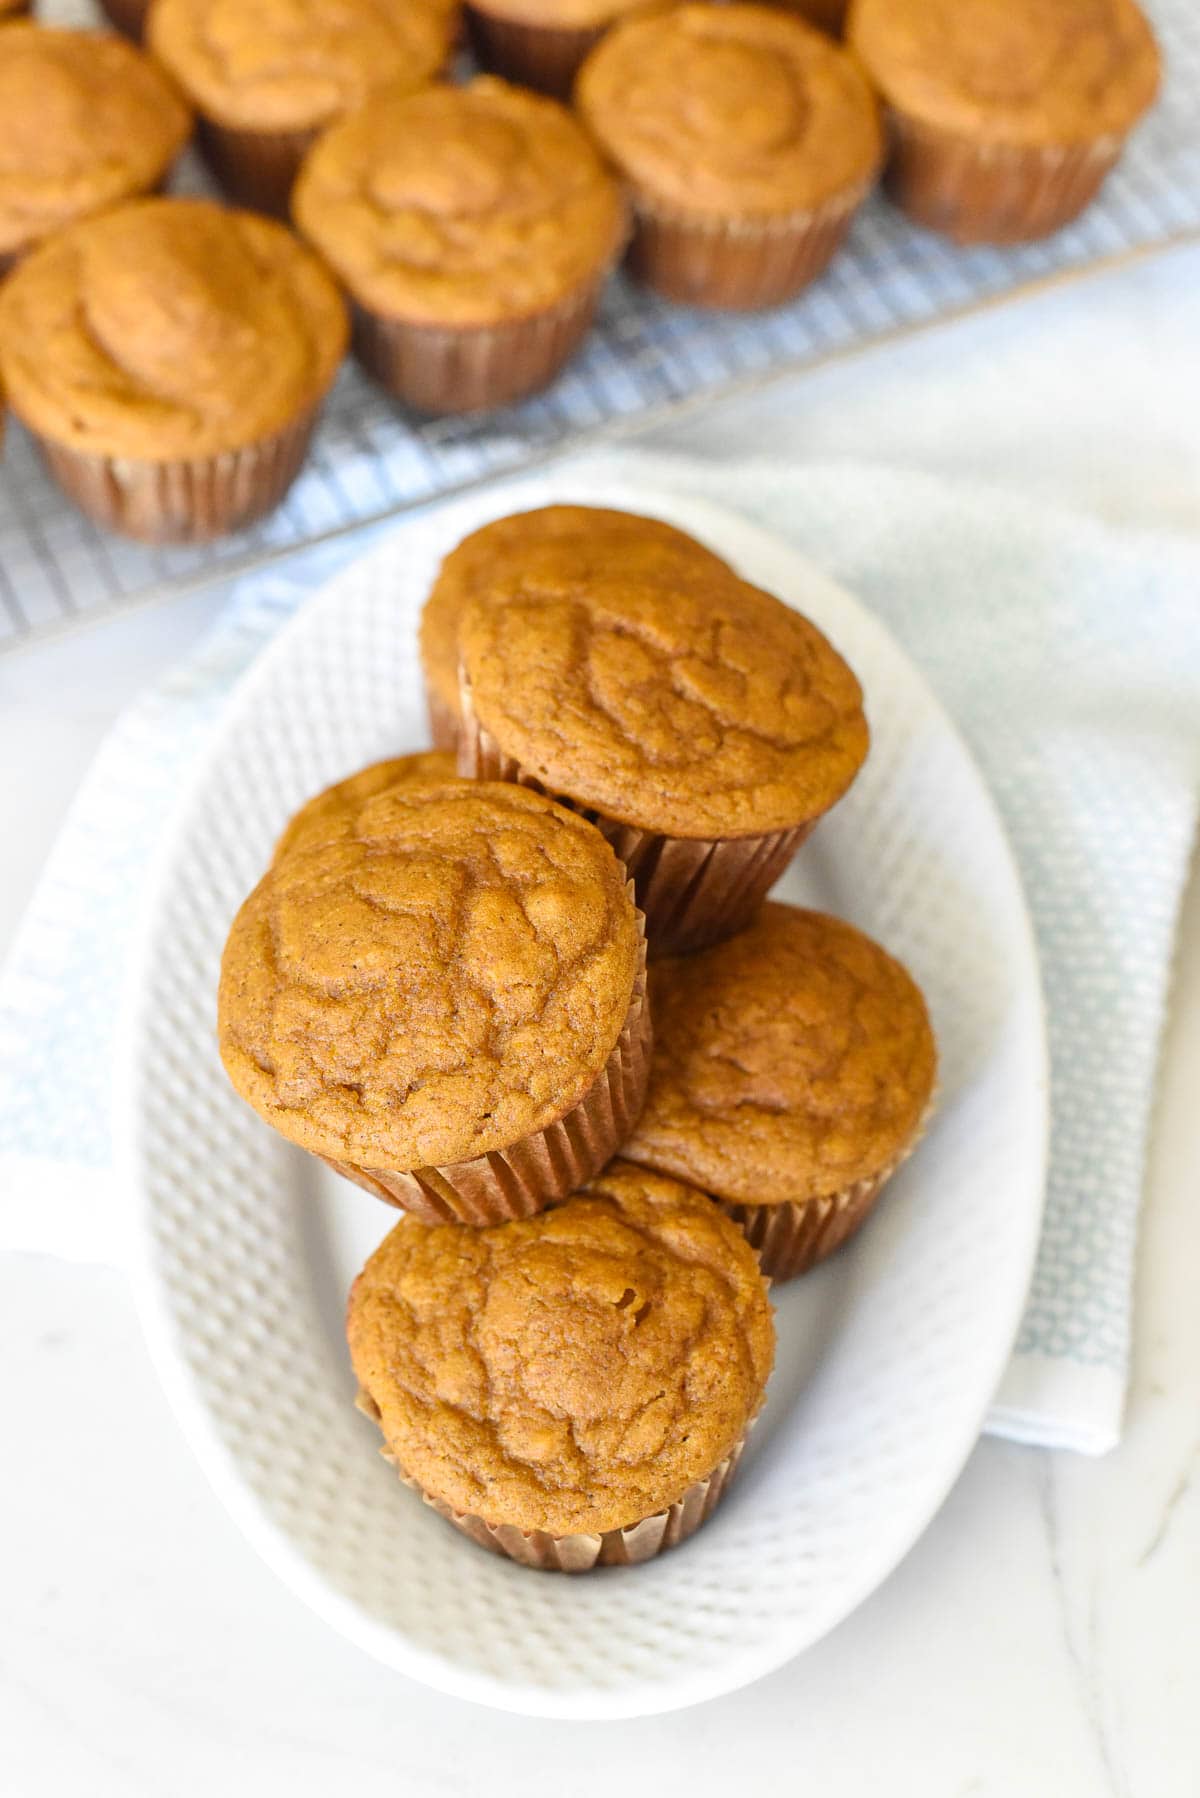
<box><xmin>147</xmin><ymin>0</ymin><xmax>454</xmax><ymax>215</ymax></box>
<box><xmin>464</xmin><ymin>0</ymin><xmax>661</xmax><ymax>101</ymax></box>
<box><xmin>625</xmin><ymin>904</ymin><xmax>938</xmax><ymax>1280</ymax></box>
<box><xmin>349</xmin><ymin>1161</ymin><xmax>775</xmax><ymax>1570</ymax></box>
<box><xmin>0</xmin><ymin>25</ymin><xmax>191</xmax><ymax>272</ymax></box>
<box><xmin>0</xmin><ymin>198</ymin><xmax>347</xmax><ymax>543</ymax></box>
<box><xmin>848</xmin><ymin>0</ymin><xmax>1161</xmax><ymax>244</ymax></box>
<box><xmin>292</xmin><ymin>79</ymin><xmax>627</xmax><ymax>414</ymax></box>
<box><xmin>575</xmin><ymin>4</ymin><xmax>882</xmax><ymax>308</ymax></box>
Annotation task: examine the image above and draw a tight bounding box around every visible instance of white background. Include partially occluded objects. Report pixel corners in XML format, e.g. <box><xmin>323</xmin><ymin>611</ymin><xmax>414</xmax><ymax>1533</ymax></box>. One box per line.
<box><xmin>2</xmin><ymin>242</ymin><xmax>1199</xmax><ymax>1795</ymax></box>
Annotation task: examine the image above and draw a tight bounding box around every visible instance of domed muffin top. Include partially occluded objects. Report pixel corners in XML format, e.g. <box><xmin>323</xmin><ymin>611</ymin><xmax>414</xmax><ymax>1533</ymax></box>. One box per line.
<box><xmin>272</xmin><ymin>752</ymin><xmax>457</xmax><ymax>862</ymax></box>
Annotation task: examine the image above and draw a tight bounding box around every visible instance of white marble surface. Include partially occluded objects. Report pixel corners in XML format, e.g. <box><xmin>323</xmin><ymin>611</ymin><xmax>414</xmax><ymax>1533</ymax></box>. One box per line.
<box><xmin>3</xmin><ymin>244</ymin><xmax>1199</xmax><ymax>1795</ymax></box>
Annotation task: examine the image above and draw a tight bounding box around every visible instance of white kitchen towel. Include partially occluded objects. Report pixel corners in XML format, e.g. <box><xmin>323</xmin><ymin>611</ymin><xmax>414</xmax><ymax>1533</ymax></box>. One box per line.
<box><xmin>2</xmin><ymin>454</ymin><xmax>1198</xmax><ymax>1454</ymax></box>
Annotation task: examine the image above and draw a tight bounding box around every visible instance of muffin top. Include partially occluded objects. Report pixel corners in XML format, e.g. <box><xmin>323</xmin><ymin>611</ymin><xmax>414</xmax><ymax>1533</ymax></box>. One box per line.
<box><xmin>0</xmin><ymin>25</ymin><xmax>192</xmax><ymax>260</ymax></box>
<box><xmin>348</xmin><ymin>1161</ymin><xmax>775</xmax><ymax>1536</ymax></box>
<box><xmin>0</xmin><ymin>198</ymin><xmax>347</xmax><ymax>459</ymax></box>
<box><xmin>626</xmin><ymin>904</ymin><xmax>937</xmax><ymax>1206</ymax></box>
<box><xmin>848</xmin><ymin>0</ymin><xmax>1160</xmax><ymax>145</ymax></box>
<box><xmin>575</xmin><ymin>4</ymin><xmax>883</xmax><ymax>217</ymax></box>
<box><xmin>218</xmin><ymin>780</ymin><xmax>642</xmax><ymax>1170</ymax></box>
<box><xmin>421</xmin><ymin>504</ymin><xmax>733</xmax><ymax>732</ymax></box>
<box><xmin>460</xmin><ymin>538</ymin><xmax>868</xmax><ymax>838</ymax></box>
<box><xmin>148</xmin><ymin>0</ymin><xmax>452</xmax><ymax>132</ymax></box>
<box><xmin>272</xmin><ymin>752</ymin><xmax>457</xmax><ymax>862</ymax></box>
<box><xmin>292</xmin><ymin>78</ymin><xmax>627</xmax><ymax>326</ymax></box>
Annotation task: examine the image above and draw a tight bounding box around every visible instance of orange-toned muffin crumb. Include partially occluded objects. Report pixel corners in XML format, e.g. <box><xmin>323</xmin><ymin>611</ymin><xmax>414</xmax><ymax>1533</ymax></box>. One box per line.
<box><xmin>272</xmin><ymin>752</ymin><xmax>456</xmax><ymax>862</ymax></box>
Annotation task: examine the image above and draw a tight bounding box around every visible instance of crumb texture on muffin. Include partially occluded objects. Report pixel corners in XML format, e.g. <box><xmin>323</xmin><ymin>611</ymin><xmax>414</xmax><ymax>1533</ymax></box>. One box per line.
<box><xmin>218</xmin><ymin>780</ymin><xmax>642</xmax><ymax>1168</ymax></box>
<box><xmin>0</xmin><ymin>25</ymin><xmax>192</xmax><ymax>258</ymax></box>
<box><xmin>0</xmin><ymin>198</ymin><xmax>347</xmax><ymax>458</ymax></box>
<box><xmin>348</xmin><ymin>1162</ymin><xmax>775</xmax><ymax>1536</ymax></box>
<box><xmin>626</xmin><ymin>903</ymin><xmax>937</xmax><ymax>1203</ymax></box>
<box><xmin>272</xmin><ymin>752</ymin><xmax>457</xmax><ymax>863</ymax></box>
<box><xmin>575</xmin><ymin>3</ymin><xmax>882</xmax><ymax>217</ymax></box>
<box><xmin>849</xmin><ymin>0</ymin><xmax>1160</xmax><ymax>144</ymax></box>
<box><xmin>292</xmin><ymin>78</ymin><xmax>626</xmax><ymax>326</ymax></box>
<box><xmin>460</xmin><ymin>536</ymin><xmax>868</xmax><ymax>836</ymax></box>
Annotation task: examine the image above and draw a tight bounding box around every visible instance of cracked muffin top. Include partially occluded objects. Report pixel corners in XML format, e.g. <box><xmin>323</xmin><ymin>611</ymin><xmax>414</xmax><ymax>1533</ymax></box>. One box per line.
<box><xmin>348</xmin><ymin>1161</ymin><xmax>775</xmax><ymax>1535</ymax></box>
<box><xmin>147</xmin><ymin>0</ymin><xmax>452</xmax><ymax>132</ymax></box>
<box><xmin>0</xmin><ymin>25</ymin><xmax>192</xmax><ymax>262</ymax></box>
<box><xmin>291</xmin><ymin>79</ymin><xmax>627</xmax><ymax>327</ymax></box>
<box><xmin>272</xmin><ymin>752</ymin><xmax>457</xmax><ymax>862</ymax></box>
<box><xmin>459</xmin><ymin>532</ymin><xmax>868</xmax><ymax>838</ymax></box>
<box><xmin>0</xmin><ymin>198</ymin><xmax>347</xmax><ymax>459</ymax></box>
<box><xmin>849</xmin><ymin>0</ymin><xmax>1160</xmax><ymax>146</ymax></box>
<box><xmin>218</xmin><ymin>780</ymin><xmax>642</xmax><ymax>1170</ymax></box>
<box><xmin>420</xmin><ymin>505</ymin><xmax>733</xmax><ymax>735</ymax></box>
<box><xmin>575</xmin><ymin>5</ymin><xmax>882</xmax><ymax>218</ymax></box>
<box><xmin>626</xmin><ymin>904</ymin><xmax>937</xmax><ymax>1204</ymax></box>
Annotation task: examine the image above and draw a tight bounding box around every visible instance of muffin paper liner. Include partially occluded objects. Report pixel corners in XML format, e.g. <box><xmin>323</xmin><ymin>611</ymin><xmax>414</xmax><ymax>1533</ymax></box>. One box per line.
<box><xmin>883</xmin><ymin>113</ymin><xmax>1124</xmax><ymax>246</ymax></box>
<box><xmin>625</xmin><ymin>179</ymin><xmax>873</xmax><ymax>311</ymax></box>
<box><xmin>460</xmin><ymin>686</ymin><xmax>815</xmax><ymax>955</ymax></box>
<box><xmin>97</xmin><ymin>0</ymin><xmax>147</xmax><ymax>38</ymax></box>
<box><xmin>423</xmin><ymin>681</ymin><xmax>461</xmax><ymax>753</ymax></box>
<box><xmin>465</xmin><ymin>7</ymin><xmax>607</xmax><ymax>100</ymax></box>
<box><xmin>320</xmin><ymin>906</ymin><xmax>651</xmax><ymax>1224</ymax></box>
<box><xmin>357</xmin><ymin>1388</ymin><xmax>748</xmax><ymax>1571</ymax></box>
<box><xmin>31</xmin><ymin>405</ymin><xmax>322</xmax><ymax>544</ymax></box>
<box><xmin>197</xmin><ymin>117</ymin><xmax>318</xmax><ymax>217</ymax></box>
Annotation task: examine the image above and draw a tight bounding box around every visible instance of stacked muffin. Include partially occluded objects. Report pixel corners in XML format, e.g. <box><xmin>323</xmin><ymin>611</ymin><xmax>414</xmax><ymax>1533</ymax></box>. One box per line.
<box><xmin>217</xmin><ymin>503</ymin><xmax>938</xmax><ymax>1569</ymax></box>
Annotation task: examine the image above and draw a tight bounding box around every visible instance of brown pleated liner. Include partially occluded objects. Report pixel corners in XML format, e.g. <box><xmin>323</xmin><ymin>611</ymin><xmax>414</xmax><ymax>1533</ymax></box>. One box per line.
<box><xmin>319</xmin><ymin>909</ymin><xmax>651</xmax><ymax>1224</ymax></box>
<box><xmin>30</xmin><ymin>404</ymin><xmax>322</xmax><ymax>545</ymax></box>
<box><xmin>883</xmin><ymin>112</ymin><xmax>1124</xmax><ymax>246</ymax></box>
<box><xmin>96</xmin><ymin>0</ymin><xmax>147</xmax><ymax>38</ymax></box>
<box><xmin>350</xmin><ymin>268</ymin><xmax>611</xmax><ymax>416</ymax></box>
<box><xmin>723</xmin><ymin>1093</ymin><xmax>937</xmax><ymax>1282</ymax></box>
<box><xmin>197</xmin><ymin>116</ymin><xmax>318</xmax><ymax>218</ymax></box>
<box><xmin>625</xmin><ymin>177</ymin><xmax>873</xmax><ymax>310</ymax></box>
<box><xmin>460</xmin><ymin>694</ymin><xmax>814</xmax><ymax>957</ymax></box>
<box><xmin>423</xmin><ymin>680</ymin><xmax>461</xmax><ymax>753</ymax></box>
<box><xmin>779</xmin><ymin>0</ymin><xmax>848</xmax><ymax>36</ymax></box>
<box><xmin>357</xmin><ymin>1388</ymin><xmax>748</xmax><ymax>1570</ymax></box>
<box><xmin>465</xmin><ymin>6</ymin><xmax>606</xmax><ymax>100</ymax></box>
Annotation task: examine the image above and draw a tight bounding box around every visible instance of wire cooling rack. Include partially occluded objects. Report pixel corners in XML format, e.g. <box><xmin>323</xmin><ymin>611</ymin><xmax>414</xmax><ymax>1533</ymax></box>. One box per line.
<box><xmin>2</xmin><ymin>0</ymin><xmax>1198</xmax><ymax>652</ymax></box>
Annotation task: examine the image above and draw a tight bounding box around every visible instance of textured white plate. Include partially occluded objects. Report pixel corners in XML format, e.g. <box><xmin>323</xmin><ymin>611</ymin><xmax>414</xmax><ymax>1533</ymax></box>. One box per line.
<box><xmin>117</xmin><ymin>478</ymin><xmax>1048</xmax><ymax>1720</ymax></box>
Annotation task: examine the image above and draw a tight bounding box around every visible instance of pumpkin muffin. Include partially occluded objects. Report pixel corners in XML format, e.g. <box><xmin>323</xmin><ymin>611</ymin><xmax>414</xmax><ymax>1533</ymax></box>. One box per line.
<box><xmin>625</xmin><ymin>905</ymin><xmax>937</xmax><ymax>1280</ymax></box>
<box><xmin>420</xmin><ymin>504</ymin><xmax>733</xmax><ymax>751</ymax></box>
<box><xmin>575</xmin><ymin>4</ymin><xmax>882</xmax><ymax>309</ymax></box>
<box><xmin>848</xmin><ymin>0</ymin><xmax>1161</xmax><ymax>244</ymax></box>
<box><xmin>272</xmin><ymin>751</ymin><xmax>457</xmax><ymax>861</ymax></box>
<box><xmin>465</xmin><ymin>0</ymin><xmax>660</xmax><ymax>101</ymax></box>
<box><xmin>218</xmin><ymin>780</ymin><xmax>651</xmax><ymax>1225</ymax></box>
<box><xmin>457</xmin><ymin>540</ymin><xmax>868</xmax><ymax>955</ymax></box>
<box><xmin>147</xmin><ymin>0</ymin><xmax>454</xmax><ymax>215</ymax></box>
<box><xmin>0</xmin><ymin>25</ymin><xmax>191</xmax><ymax>272</ymax></box>
<box><xmin>292</xmin><ymin>79</ymin><xmax>627</xmax><ymax>413</ymax></box>
<box><xmin>349</xmin><ymin>1161</ymin><xmax>775</xmax><ymax>1568</ymax></box>
<box><xmin>0</xmin><ymin>198</ymin><xmax>346</xmax><ymax>543</ymax></box>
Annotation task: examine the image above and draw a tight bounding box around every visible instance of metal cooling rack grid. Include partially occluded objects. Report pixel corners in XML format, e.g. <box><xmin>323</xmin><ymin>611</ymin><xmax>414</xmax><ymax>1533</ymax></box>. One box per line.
<box><xmin>1</xmin><ymin>0</ymin><xmax>1198</xmax><ymax>651</ymax></box>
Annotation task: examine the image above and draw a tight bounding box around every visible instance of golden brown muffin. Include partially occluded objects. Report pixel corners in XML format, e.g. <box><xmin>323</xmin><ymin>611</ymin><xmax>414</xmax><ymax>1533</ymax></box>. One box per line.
<box><xmin>147</xmin><ymin>0</ymin><xmax>453</xmax><ymax>215</ymax></box>
<box><xmin>458</xmin><ymin>538</ymin><xmax>868</xmax><ymax>955</ymax></box>
<box><xmin>218</xmin><ymin>780</ymin><xmax>650</xmax><ymax>1224</ymax></box>
<box><xmin>626</xmin><ymin>904</ymin><xmax>937</xmax><ymax>1279</ymax></box>
<box><xmin>848</xmin><ymin>0</ymin><xmax>1161</xmax><ymax>243</ymax></box>
<box><xmin>464</xmin><ymin>0</ymin><xmax>658</xmax><ymax>101</ymax></box>
<box><xmin>292</xmin><ymin>79</ymin><xmax>627</xmax><ymax>413</ymax></box>
<box><xmin>0</xmin><ymin>198</ymin><xmax>347</xmax><ymax>543</ymax></box>
<box><xmin>0</xmin><ymin>25</ymin><xmax>192</xmax><ymax>270</ymax></box>
<box><xmin>272</xmin><ymin>752</ymin><xmax>457</xmax><ymax>862</ymax></box>
<box><xmin>420</xmin><ymin>505</ymin><xmax>733</xmax><ymax>750</ymax></box>
<box><xmin>349</xmin><ymin>1160</ymin><xmax>775</xmax><ymax>1567</ymax></box>
<box><xmin>576</xmin><ymin>4</ymin><xmax>882</xmax><ymax>309</ymax></box>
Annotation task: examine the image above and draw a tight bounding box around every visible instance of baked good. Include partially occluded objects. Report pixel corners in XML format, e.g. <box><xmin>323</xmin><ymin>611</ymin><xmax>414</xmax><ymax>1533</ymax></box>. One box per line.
<box><xmin>625</xmin><ymin>904</ymin><xmax>937</xmax><ymax>1279</ymax></box>
<box><xmin>419</xmin><ymin>504</ymin><xmax>733</xmax><ymax>750</ymax></box>
<box><xmin>218</xmin><ymin>779</ymin><xmax>650</xmax><ymax>1224</ymax></box>
<box><xmin>465</xmin><ymin>0</ymin><xmax>659</xmax><ymax>101</ymax></box>
<box><xmin>272</xmin><ymin>751</ymin><xmax>457</xmax><ymax>861</ymax></box>
<box><xmin>457</xmin><ymin>535</ymin><xmax>868</xmax><ymax>954</ymax></box>
<box><xmin>349</xmin><ymin>1160</ymin><xmax>775</xmax><ymax>1568</ymax></box>
<box><xmin>0</xmin><ymin>198</ymin><xmax>347</xmax><ymax>543</ymax></box>
<box><xmin>575</xmin><ymin>4</ymin><xmax>882</xmax><ymax>308</ymax></box>
<box><xmin>0</xmin><ymin>0</ymin><xmax>32</xmax><ymax>20</ymax></box>
<box><xmin>147</xmin><ymin>0</ymin><xmax>454</xmax><ymax>215</ymax></box>
<box><xmin>292</xmin><ymin>79</ymin><xmax>627</xmax><ymax>413</ymax></box>
<box><xmin>848</xmin><ymin>0</ymin><xmax>1161</xmax><ymax>243</ymax></box>
<box><xmin>0</xmin><ymin>25</ymin><xmax>191</xmax><ymax>271</ymax></box>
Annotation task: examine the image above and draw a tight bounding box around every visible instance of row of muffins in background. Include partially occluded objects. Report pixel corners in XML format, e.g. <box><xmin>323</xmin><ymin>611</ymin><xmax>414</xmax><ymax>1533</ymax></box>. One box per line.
<box><xmin>0</xmin><ymin>0</ymin><xmax>1163</xmax><ymax>547</ymax></box>
<box><xmin>216</xmin><ymin>503</ymin><xmax>938</xmax><ymax>1569</ymax></box>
